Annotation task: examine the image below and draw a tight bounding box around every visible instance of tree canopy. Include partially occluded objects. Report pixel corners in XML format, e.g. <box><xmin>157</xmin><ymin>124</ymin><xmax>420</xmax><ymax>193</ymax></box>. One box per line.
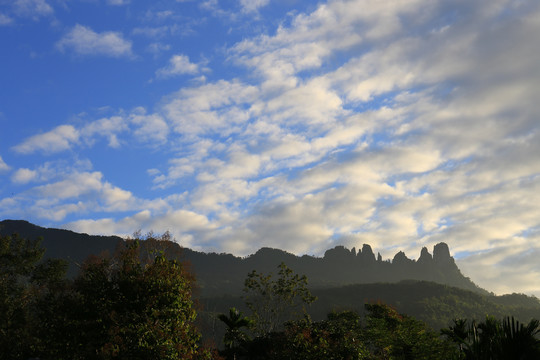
<box><xmin>243</xmin><ymin>262</ymin><xmax>317</xmax><ymax>335</ymax></box>
<box><xmin>0</xmin><ymin>233</ymin><xmax>213</xmax><ymax>360</ymax></box>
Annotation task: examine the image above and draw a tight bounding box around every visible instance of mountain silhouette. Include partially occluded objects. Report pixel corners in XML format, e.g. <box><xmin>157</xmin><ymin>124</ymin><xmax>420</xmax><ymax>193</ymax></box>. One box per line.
<box><xmin>0</xmin><ymin>219</ymin><xmax>486</xmax><ymax>297</ymax></box>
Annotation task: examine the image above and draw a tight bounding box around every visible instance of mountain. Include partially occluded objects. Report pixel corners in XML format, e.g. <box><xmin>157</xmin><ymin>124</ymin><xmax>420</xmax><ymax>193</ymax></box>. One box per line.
<box><xmin>0</xmin><ymin>219</ymin><xmax>122</xmax><ymax>277</ymax></box>
<box><xmin>1</xmin><ymin>219</ymin><xmax>483</xmax><ymax>296</ymax></box>
<box><xmin>200</xmin><ymin>280</ymin><xmax>540</xmax><ymax>332</ymax></box>
<box><xmin>2</xmin><ymin>219</ymin><xmax>540</xmax><ymax>334</ymax></box>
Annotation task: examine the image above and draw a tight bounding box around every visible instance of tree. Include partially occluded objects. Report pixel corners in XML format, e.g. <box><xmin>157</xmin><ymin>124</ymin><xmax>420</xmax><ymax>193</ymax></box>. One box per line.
<box><xmin>74</xmin><ymin>238</ymin><xmax>211</xmax><ymax>359</ymax></box>
<box><xmin>0</xmin><ymin>233</ymin><xmax>67</xmax><ymax>360</ymax></box>
<box><xmin>278</xmin><ymin>311</ymin><xmax>371</xmax><ymax>360</ymax></box>
<box><xmin>243</xmin><ymin>262</ymin><xmax>317</xmax><ymax>335</ymax></box>
<box><xmin>29</xmin><ymin>234</ymin><xmax>213</xmax><ymax>360</ymax></box>
<box><xmin>442</xmin><ymin>316</ymin><xmax>540</xmax><ymax>359</ymax></box>
<box><xmin>499</xmin><ymin>316</ymin><xmax>540</xmax><ymax>359</ymax></box>
<box><xmin>240</xmin><ymin>304</ymin><xmax>456</xmax><ymax>359</ymax></box>
<box><xmin>363</xmin><ymin>303</ymin><xmax>457</xmax><ymax>360</ymax></box>
<box><xmin>218</xmin><ymin>307</ymin><xmax>252</xmax><ymax>359</ymax></box>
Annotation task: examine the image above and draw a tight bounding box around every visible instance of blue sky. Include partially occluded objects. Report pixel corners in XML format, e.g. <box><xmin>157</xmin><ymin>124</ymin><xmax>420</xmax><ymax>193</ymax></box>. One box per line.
<box><xmin>1</xmin><ymin>0</ymin><xmax>540</xmax><ymax>297</ymax></box>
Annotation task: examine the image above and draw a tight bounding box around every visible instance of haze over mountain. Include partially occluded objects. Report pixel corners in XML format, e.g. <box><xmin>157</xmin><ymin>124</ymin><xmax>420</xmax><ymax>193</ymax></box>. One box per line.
<box><xmin>0</xmin><ymin>219</ymin><xmax>486</xmax><ymax>296</ymax></box>
<box><xmin>4</xmin><ymin>219</ymin><xmax>540</xmax><ymax>333</ymax></box>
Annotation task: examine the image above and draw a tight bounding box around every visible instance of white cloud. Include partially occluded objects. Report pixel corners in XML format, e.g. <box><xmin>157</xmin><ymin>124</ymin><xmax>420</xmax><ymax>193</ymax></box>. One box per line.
<box><xmin>8</xmin><ymin>0</ymin><xmax>540</xmax><ymax>297</ymax></box>
<box><xmin>12</xmin><ymin>125</ymin><xmax>79</xmax><ymax>154</ymax></box>
<box><xmin>36</xmin><ymin>171</ymin><xmax>104</xmax><ymax>199</ymax></box>
<box><xmin>12</xmin><ymin>116</ymin><xmax>131</xmax><ymax>155</ymax></box>
<box><xmin>0</xmin><ymin>13</ymin><xmax>14</xmax><ymax>26</ymax></box>
<box><xmin>11</xmin><ymin>168</ymin><xmax>38</xmax><ymax>184</ymax></box>
<box><xmin>65</xmin><ymin>208</ymin><xmax>215</xmax><ymax>249</ymax></box>
<box><xmin>132</xmin><ymin>26</ymin><xmax>170</xmax><ymax>38</ymax></box>
<box><xmin>130</xmin><ymin>109</ymin><xmax>169</xmax><ymax>144</ymax></box>
<box><xmin>146</xmin><ymin>42</ymin><xmax>171</xmax><ymax>55</ymax></box>
<box><xmin>13</xmin><ymin>0</ymin><xmax>53</xmax><ymax>18</ymax></box>
<box><xmin>163</xmin><ymin>80</ymin><xmax>259</xmax><ymax>136</ymax></box>
<box><xmin>239</xmin><ymin>0</ymin><xmax>269</xmax><ymax>13</ymax></box>
<box><xmin>10</xmin><ymin>159</ymin><xmax>92</xmax><ymax>185</ymax></box>
<box><xmin>0</xmin><ymin>168</ymin><xmax>140</xmax><ymax>221</ymax></box>
<box><xmin>81</xmin><ymin>116</ymin><xmax>128</xmax><ymax>148</ymax></box>
<box><xmin>156</xmin><ymin>54</ymin><xmax>200</xmax><ymax>78</ymax></box>
<box><xmin>106</xmin><ymin>0</ymin><xmax>130</xmax><ymax>5</ymax></box>
<box><xmin>32</xmin><ymin>171</ymin><xmax>136</xmax><ymax>215</ymax></box>
<box><xmin>0</xmin><ymin>156</ymin><xmax>10</xmax><ymax>172</ymax></box>
<box><xmin>56</xmin><ymin>24</ymin><xmax>133</xmax><ymax>58</ymax></box>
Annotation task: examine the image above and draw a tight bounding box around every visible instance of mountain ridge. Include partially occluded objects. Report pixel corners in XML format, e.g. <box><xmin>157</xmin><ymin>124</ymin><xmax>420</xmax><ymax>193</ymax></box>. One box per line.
<box><xmin>1</xmin><ymin>219</ymin><xmax>485</xmax><ymax>297</ymax></box>
<box><xmin>4</xmin><ymin>219</ymin><xmax>540</xmax><ymax>336</ymax></box>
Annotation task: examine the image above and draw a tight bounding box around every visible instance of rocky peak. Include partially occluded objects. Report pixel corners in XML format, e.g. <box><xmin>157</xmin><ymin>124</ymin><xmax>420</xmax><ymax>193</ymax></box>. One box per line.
<box><xmin>392</xmin><ymin>250</ymin><xmax>412</xmax><ymax>265</ymax></box>
<box><xmin>433</xmin><ymin>242</ymin><xmax>453</xmax><ymax>264</ymax></box>
<box><xmin>324</xmin><ymin>245</ymin><xmax>355</xmax><ymax>261</ymax></box>
<box><xmin>417</xmin><ymin>246</ymin><xmax>433</xmax><ymax>265</ymax></box>
<box><xmin>359</xmin><ymin>244</ymin><xmax>376</xmax><ymax>263</ymax></box>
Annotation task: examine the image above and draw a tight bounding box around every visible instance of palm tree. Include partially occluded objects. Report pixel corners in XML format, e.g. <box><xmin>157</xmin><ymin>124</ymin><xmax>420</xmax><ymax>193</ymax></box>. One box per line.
<box><xmin>218</xmin><ymin>307</ymin><xmax>253</xmax><ymax>360</ymax></box>
<box><xmin>443</xmin><ymin>316</ymin><xmax>540</xmax><ymax>360</ymax></box>
<box><xmin>441</xmin><ymin>318</ymin><xmax>469</xmax><ymax>357</ymax></box>
<box><xmin>498</xmin><ymin>317</ymin><xmax>540</xmax><ymax>359</ymax></box>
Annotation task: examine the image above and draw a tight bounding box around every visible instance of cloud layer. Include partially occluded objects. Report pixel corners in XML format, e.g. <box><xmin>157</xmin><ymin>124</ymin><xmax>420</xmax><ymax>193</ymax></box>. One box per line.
<box><xmin>2</xmin><ymin>0</ymin><xmax>540</xmax><ymax>297</ymax></box>
<box><xmin>56</xmin><ymin>25</ymin><xmax>133</xmax><ymax>58</ymax></box>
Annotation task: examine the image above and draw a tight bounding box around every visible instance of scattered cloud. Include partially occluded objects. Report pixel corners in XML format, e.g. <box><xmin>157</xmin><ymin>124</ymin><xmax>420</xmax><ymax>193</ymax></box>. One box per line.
<box><xmin>0</xmin><ymin>166</ymin><xmax>139</xmax><ymax>222</ymax></box>
<box><xmin>11</xmin><ymin>116</ymin><xmax>131</xmax><ymax>155</ymax></box>
<box><xmin>10</xmin><ymin>159</ymin><xmax>92</xmax><ymax>185</ymax></box>
<box><xmin>239</xmin><ymin>0</ymin><xmax>270</xmax><ymax>13</ymax></box>
<box><xmin>34</xmin><ymin>171</ymin><xmax>135</xmax><ymax>217</ymax></box>
<box><xmin>0</xmin><ymin>156</ymin><xmax>10</xmax><ymax>172</ymax></box>
<box><xmin>81</xmin><ymin>116</ymin><xmax>128</xmax><ymax>148</ymax></box>
<box><xmin>130</xmin><ymin>108</ymin><xmax>170</xmax><ymax>144</ymax></box>
<box><xmin>156</xmin><ymin>54</ymin><xmax>200</xmax><ymax>78</ymax></box>
<box><xmin>162</xmin><ymin>79</ymin><xmax>258</xmax><ymax>137</ymax></box>
<box><xmin>5</xmin><ymin>0</ymin><xmax>540</xmax><ymax>296</ymax></box>
<box><xmin>146</xmin><ymin>42</ymin><xmax>171</xmax><ymax>55</ymax></box>
<box><xmin>0</xmin><ymin>13</ymin><xmax>14</xmax><ymax>26</ymax></box>
<box><xmin>12</xmin><ymin>125</ymin><xmax>79</xmax><ymax>154</ymax></box>
<box><xmin>65</xmin><ymin>207</ymin><xmax>214</xmax><ymax>249</ymax></box>
<box><xmin>13</xmin><ymin>0</ymin><xmax>53</xmax><ymax>19</ymax></box>
<box><xmin>11</xmin><ymin>168</ymin><xmax>38</xmax><ymax>184</ymax></box>
<box><xmin>56</xmin><ymin>24</ymin><xmax>133</xmax><ymax>58</ymax></box>
<box><xmin>106</xmin><ymin>0</ymin><xmax>130</xmax><ymax>5</ymax></box>
<box><xmin>132</xmin><ymin>26</ymin><xmax>171</xmax><ymax>38</ymax></box>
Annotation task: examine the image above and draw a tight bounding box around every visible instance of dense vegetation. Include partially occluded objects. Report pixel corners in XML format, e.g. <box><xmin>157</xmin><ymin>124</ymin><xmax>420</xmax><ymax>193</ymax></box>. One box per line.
<box><xmin>215</xmin><ymin>263</ymin><xmax>540</xmax><ymax>359</ymax></box>
<box><xmin>201</xmin><ymin>281</ymin><xmax>540</xmax><ymax>335</ymax></box>
<box><xmin>0</xmin><ymin>233</ymin><xmax>213</xmax><ymax>360</ymax></box>
<box><xmin>1</xmin><ymin>227</ymin><xmax>540</xmax><ymax>359</ymax></box>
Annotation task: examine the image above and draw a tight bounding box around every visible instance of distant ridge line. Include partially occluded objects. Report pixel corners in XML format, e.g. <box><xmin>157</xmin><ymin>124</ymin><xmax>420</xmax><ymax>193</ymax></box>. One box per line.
<box><xmin>0</xmin><ymin>219</ymin><xmax>485</xmax><ymax>296</ymax></box>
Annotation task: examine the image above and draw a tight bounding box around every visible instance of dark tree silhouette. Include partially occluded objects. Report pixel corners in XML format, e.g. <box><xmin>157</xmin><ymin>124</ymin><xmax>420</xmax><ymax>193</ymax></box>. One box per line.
<box><xmin>218</xmin><ymin>307</ymin><xmax>252</xmax><ymax>359</ymax></box>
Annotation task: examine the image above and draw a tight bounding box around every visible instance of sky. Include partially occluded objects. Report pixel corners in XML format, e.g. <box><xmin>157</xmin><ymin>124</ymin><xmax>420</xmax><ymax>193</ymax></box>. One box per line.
<box><xmin>1</xmin><ymin>0</ymin><xmax>540</xmax><ymax>297</ymax></box>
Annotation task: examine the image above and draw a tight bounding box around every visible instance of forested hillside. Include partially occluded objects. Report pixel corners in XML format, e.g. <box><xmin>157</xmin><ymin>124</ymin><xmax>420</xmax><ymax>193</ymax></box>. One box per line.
<box><xmin>0</xmin><ymin>219</ymin><xmax>484</xmax><ymax>296</ymax></box>
<box><xmin>2</xmin><ymin>219</ymin><xmax>540</xmax><ymax>329</ymax></box>
<box><xmin>1</xmin><ymin>224</ymin><xmax>540</xmax><ymax>359</ymax></box>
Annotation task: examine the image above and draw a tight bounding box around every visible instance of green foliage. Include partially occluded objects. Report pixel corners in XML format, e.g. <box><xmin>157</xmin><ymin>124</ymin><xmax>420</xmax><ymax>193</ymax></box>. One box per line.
<box><xmin>238</xmin><ymin>304</ymin><xmax>456</xmax><ymax>359</ymax></box>
<box><xmin>0</xmin><ymin>232</ymin><xmax>213</xmax><ymax>360</ymax></box>
<box><xmin>279</xmin><ymin>311</ymin><xmax>371</xmax><ymax>360</ymax></box>
<box><xmin>51</xmin><ymin>238</ymin><xmax>212</xmax><ymax>359</ymax></box>
<box><xmin>308</xmin><ymin>281</ymin><xmax>540</xmax><ymax>331</ymax></box>
<box><xmin>243</xmin><ymin>262</ymin><xmax>317</xmax><ymax>335</ymax></box>
<box><xmin>442</xmin><ymin>316</ymin><xmax>540</xmax><ymax>359</ymax></box>
<box><xmin>218</xmin><ymin>307</ymin><xmax>252</xmax><ymax>359</ymax></box>
<box><xmin>363</xmin><ymin>303</ymin><xmax>457</xmax><ymax>359</ymax></box>
<box><xmin>0</xmin><ymin>233</ymin><xmax>67</xmax><ymax>360</ymax></box>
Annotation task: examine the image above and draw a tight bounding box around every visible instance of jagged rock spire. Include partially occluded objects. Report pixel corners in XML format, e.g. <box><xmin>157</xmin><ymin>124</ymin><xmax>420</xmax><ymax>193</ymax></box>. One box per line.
<box><xmin>433</xmin><ymin>242</ymin><xmax>453</xmax><ymax>264</ymax></box>
<box><xmin>359</xmin><ymin>244</ymin><xmax>376</xmax><ymax>263</ymax></box>
<box><xmin>417</xmin><ymin>246</ymin><xmax>433</xmax><ymax>265</ymax></box>
<box><xmin>392</xmin><ymin>250</ymin><xmax>412</xmax><ymax>265</ymax></box>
